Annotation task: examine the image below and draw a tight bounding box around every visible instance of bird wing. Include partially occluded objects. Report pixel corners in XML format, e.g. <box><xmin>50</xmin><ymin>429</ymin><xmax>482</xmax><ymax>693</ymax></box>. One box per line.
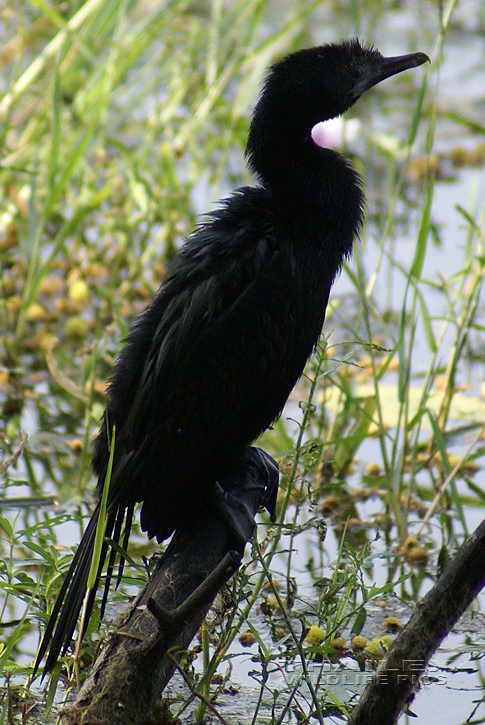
<box><xmin>95</xmin><ymin>191</ymin><xmax>318</xmax><ymax>539</ymax></box>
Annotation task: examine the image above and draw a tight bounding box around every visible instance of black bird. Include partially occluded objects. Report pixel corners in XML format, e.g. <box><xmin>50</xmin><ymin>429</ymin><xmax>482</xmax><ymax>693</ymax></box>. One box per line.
<box><xmin>35</xmin><ymin>39</ymin><xmax>428</xmax><ymax>675</ymax></box>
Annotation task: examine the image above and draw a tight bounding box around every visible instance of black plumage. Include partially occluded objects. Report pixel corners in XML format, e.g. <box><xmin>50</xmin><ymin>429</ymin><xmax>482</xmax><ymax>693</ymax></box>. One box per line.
<box><xmin>35</xmin><ymin>39</ymin><xmax>428</xmax><ymax>675</ymax></box>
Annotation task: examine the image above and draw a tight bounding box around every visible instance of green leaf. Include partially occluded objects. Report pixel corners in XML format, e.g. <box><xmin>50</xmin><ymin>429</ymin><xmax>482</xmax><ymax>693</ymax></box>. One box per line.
<box><xmin>410</xmin><ymin>175</ymin><xmax>434</xmax><ymax>280</ymax></box>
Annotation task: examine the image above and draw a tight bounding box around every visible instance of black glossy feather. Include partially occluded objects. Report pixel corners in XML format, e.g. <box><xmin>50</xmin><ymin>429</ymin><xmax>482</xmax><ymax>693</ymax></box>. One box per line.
<box><xmin>35</xmin><ymin>39</ymin><xmax>428</xmax><ymax>677</ymax></box>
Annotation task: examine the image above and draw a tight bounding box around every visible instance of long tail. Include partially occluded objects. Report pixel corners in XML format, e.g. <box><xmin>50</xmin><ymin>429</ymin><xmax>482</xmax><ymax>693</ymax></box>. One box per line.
<box><xmin>33</xmin><ymin>500</ymin><xmax>133</xmax><ymax>677</ymax></box>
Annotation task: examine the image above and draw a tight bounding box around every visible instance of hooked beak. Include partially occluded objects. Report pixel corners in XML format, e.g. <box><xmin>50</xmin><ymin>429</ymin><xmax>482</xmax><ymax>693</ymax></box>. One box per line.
<box><xmin>355</xmin><ymin>51</ymin><xmax>430</xmax><ymax>97</ymax></box>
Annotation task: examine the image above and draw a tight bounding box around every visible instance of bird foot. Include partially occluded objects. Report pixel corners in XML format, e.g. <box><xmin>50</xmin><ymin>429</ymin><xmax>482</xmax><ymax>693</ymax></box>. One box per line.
<box><xmin>214</xmin><ymin>446</ymin><xmax>279</xmax><ymax>552</ymax></box>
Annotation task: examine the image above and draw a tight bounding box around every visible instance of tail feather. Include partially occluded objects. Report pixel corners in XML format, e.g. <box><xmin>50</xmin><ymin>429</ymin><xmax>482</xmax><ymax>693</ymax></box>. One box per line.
<box><xmin>34</xmin><ymin>500</ymin><xmax>134</xmax><ymax>678</ymax></box>
<box><xmin>99</xmin><ymin>502</ymin><xmax>135</xmax><ymax>620</ymax></box>
<box><xmin>101</xmin><ymin>503</ymin><xmax>125</xmax><ymax>619</ymax></box>
<box><xmin>34</xmin><ymin>506</ymin><xmax>100</xmax><ymax>676</ymax></box>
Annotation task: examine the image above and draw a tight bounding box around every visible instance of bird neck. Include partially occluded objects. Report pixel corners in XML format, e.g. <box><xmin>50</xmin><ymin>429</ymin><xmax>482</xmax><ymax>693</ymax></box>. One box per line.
<box><xmin>258</xmin><ymin>143</ymin><xmax>365</xmax><ymax>257</ymax></box>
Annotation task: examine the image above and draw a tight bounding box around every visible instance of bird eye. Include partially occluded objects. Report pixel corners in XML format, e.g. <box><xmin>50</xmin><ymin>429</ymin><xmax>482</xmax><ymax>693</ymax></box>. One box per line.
<box><xmin>348</xmin><ymin>66</ymin><xmax>361</xmax><ymax>84</ymax></box>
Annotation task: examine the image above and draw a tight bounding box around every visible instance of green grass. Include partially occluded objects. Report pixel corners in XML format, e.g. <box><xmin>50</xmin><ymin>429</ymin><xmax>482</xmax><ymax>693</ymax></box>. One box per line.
<box><xmin>1</xmin><ymin>0</ymin><xmax>485</xmax><ymax>722</ymax></box>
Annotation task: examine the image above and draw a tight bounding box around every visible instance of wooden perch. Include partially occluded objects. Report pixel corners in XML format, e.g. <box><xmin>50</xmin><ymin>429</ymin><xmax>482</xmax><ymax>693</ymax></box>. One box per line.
<box><xmin>57</xmin><ymin>447</ymin><xmax>278</xmax><ymax>725</ymax></box>
<box><xmin>348</xmin><ymin>517</ymin><xmax>485</xmax><ymax>725</ymax></box>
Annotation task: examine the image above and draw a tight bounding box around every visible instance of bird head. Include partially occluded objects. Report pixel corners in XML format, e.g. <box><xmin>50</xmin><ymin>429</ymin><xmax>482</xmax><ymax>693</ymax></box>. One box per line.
<box><xmin>246</xmin><ymin>39</ymin><xmax>429</xmax><ymax>188</ymax></box>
